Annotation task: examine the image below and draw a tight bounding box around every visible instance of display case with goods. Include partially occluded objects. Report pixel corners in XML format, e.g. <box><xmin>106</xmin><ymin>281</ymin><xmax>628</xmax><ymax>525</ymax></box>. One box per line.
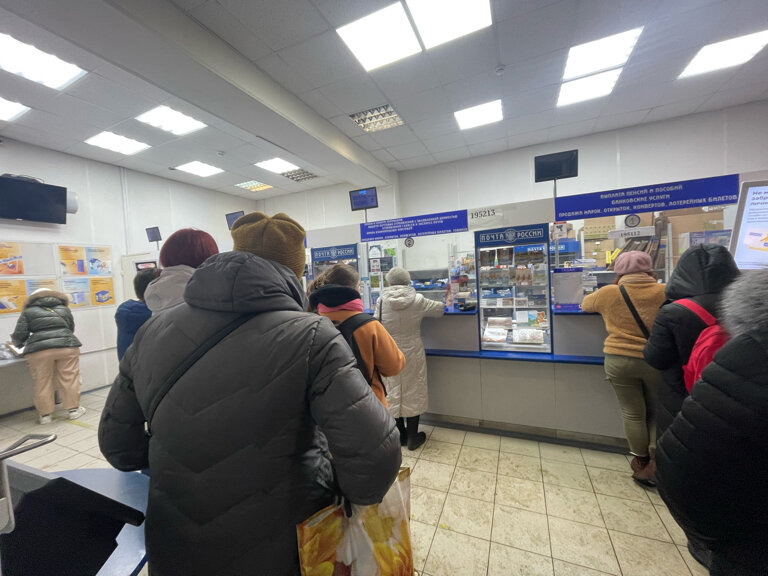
<box><xmin>475</xmin><ymin>224</ymin><xmax>552</xmax><ymax>353</ymax></box>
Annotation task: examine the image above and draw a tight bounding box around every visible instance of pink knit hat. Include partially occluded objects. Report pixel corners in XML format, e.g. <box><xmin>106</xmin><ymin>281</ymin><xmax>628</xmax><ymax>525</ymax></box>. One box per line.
<box><xmin>614</xmin><ymin>251</ymin><xmax>653</xmax><ymax>275</ymax></box>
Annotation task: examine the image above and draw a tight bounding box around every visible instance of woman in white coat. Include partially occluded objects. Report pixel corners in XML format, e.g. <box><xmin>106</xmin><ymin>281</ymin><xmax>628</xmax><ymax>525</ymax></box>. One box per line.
<box><xmin>376</xmin><ymin>267</ymin><xmax>444</xmax><ymax>450</ymax></box>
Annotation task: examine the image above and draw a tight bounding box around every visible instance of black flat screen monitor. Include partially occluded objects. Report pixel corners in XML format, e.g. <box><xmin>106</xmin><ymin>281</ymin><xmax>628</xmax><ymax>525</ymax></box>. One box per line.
<box><xmin>145</xmin><ymin>227</ymin><xmax>162</xmax><ymax>242</ymax></box>
<box><xmin>349</xmin><ymin>187</ymin><xmax>378</xmax><ymax>211</ymax></box>
<box><xmin>0</xmin><ymin>175</ymin><xmax>67</xmax><ymax>224</ymax></box>
<box><xmin>534</xmin><ymin>150</ymin><xmax>578</xmax><ymax>182</ymax></box>
<box><xmin>226</xmin><ymin>210</ymin><xmax>245</xmax><ymax>229</ymax></box>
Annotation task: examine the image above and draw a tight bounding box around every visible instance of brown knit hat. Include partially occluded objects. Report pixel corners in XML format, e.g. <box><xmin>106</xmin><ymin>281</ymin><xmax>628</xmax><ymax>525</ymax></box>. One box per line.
<box><xmin>231</xmin><ymin>212</ymin><xmax>306</xmax><ymax>278</ymax></box>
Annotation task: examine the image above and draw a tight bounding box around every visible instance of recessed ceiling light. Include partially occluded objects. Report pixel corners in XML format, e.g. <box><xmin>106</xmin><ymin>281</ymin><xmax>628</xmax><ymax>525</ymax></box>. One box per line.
<box><xmin>0</xmin><ymin>96</ymin><xmax>30</xmax><ymax>121</ymax></box>
<box><xmin>175</xmin><ymin>161</ymin><xmax>223</xmax><ymax>177</ymax></box>
<box><xmin>406</xmin><ymin>0</ymin><xmax>492</xmax><ymax>49</ymax></box>
<box><xmin>85</xmin><ymin>131</ymin><xmax>150</xmax><ymax>155</ymax></box>
<box><xmin>135</xmin><ymin>105</ymin><xmax>207</xmax><ymax>135</ymax></box>
<box><xmin>282</xmin><ymin>169</ymin><xmax>318</xmax><ymax>183</ymax></box>
<box><xmin>557</xmin><ymin>68</ymin><xmax>622</xmax><ymax>107</ymax></box>
<box><xmin>454</xmin><ymin>99</ymin><xmax>503</xmax><ymax>130</ymax></box>
<box><xmin>0</xmin><ymin>33</ymin><xmax>86</xmax><ymax>90</ymax></box>
<box><xmin>350</xmin><ymin>104</ymin><xmax>404</xmax><ymax>132</ymax></box>
<box><xmin>235</xmin><ymin>180</ymin><xmax>273</xmax><ymax>192</ymax></box>
<box><xmin>337</xmin><ymin>2</ymin><xmax>422</xmax><ymax>71</ymax></box>
<box><xmin>679</xmin><ymin>29</ymin><xmax>768</xmax><ymax>78</ymax></box>
<box><xmin>563</xmin><ymin>27</ymin><xmax>643</xmax><ymax>80</ymax></box>
<box><xmin>256</xmin><ymin>158</ymin><xmax>299</xmax><ymax>174</ymax></box>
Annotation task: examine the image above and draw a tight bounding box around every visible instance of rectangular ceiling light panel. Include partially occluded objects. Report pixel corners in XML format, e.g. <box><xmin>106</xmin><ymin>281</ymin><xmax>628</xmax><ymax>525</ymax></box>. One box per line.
<box><xmin>563</xmin><ymin>27</ymin><xmax>643</xmax><ymax>80</ymax></box>
<box><xmin>557</xmin><ymin>68</ymin><xmax>622</xmax><ymax>107</ymax></box>
<box><xmin>350</xmin><ymin>104</ymin><xmax>404</xmax><ymax>132</ymax></box>
<box><xmin>0</xmin><ymin>96</ymin><xmax>30</xmax><ymax>121</ymax></box>
<box><xmin>85</xmin><ymin>131</ymin><xmax>150</xmax><ymax>155</ymax></box>
<box><xmin>679</xmin><ymin>29</ymin><xmax>768</xmax><ymax>78</ymax></box>
<box><xmin>406</xmin><ymin>0</ymin><xmax>492</xmax><ymax>49</ymax></box>
<box><xmin>454</xmin><ymin>99</ymin><xmax>503</xmax><ymax>130</ymax></box>
<box><xmin>0</xmin><ymin>33</ymin><xmax>86</xmax><ymax>89</ymax></box>
<box><xmin>336</xmin><ymin>2</ymin><xmax>422</xmax><ymax>71</ymax></box>
<box><xmin>256</xmin><ymin>158</ymin><xmax>299</xmax><ymax>174</ymax></box>
<box><xmin>235</xmin><ymin>180</ymin><xmax>272</xmax><ymax>192</ymax></box>
<box><xmin>175</xmin><ymin>161</ymin><xmax>223</xmax><ymax>177</ymax></box>
<box><xmin>136</xmin><ymin>105</ymin><xmax>207</xmax><ymax>135</ymax></box>
<box><xmin>282</xmin><ymin>169</ymin><xmax>318</xmax><ymax>183</ymax></box>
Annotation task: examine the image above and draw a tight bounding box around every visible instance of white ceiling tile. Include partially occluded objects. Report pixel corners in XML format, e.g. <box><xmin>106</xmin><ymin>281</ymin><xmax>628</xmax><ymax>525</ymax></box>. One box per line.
<box><xmin>278</xmin><ymin>31</ymin><xmax>363</xmax><ymax>88</ymax></box>
<box><xmin>64</xmin><ymin>73</ymin><xmax>159</xmax><ymax>117</ymax></box>
<box><xmin>422</xmin><ymin>132</ymin><xmax>467</xmax><ymax>154</ymax></box>
<box><xmin>504</xmin><ymin>87</ymin><xmax>557</xmax><ymax>119</ymax></box>
<box><xmin>369</xmin><ymin>54</ymin><xmax>442</xmax><ymax>101</ymax></box>
<box><xmin>113</xmin><ymin>156</ymin><xmax>168</xmax><ymax>175</ymax></box>
<box><xmin>190</xmin><ymin>1</ymin><xmax>272</xmax><ymax>61</ymax></box>
<box><xmin>400</xmin><ymin>155</ymin><xmax>437</xmax><ymax>170</ymax></box>
<box><xmin>14</xmin><ymin>109</ymin><xmax>101</xmax><ymax>141</ymax></box>
<box><xmin>659</xmin><ymin>72</ymin><xmax>732</xmax><ymax>106</ymax></box>
<box><xmin>644</xmin><ymin>97</ymin><xmax>711</xmax><ymax>124</ymax></box>
<box><xmin>387</xmin><ymin>140</ymin><xmax>429</xmax><ymax>160</ymax></box>
<box><xmin>96</xmin><ymin>64</ymin><xmax>170</xmax><ymax>104</ymax></box>
<box><xmin>547</xmin><ymin>118</ymin><xmax>598</xmax><ymax>142</ymax></box>
<box><xmin>638</xmin><ymin>3</ymin><xmax>729</xmax><ymax>56</ymax></box>
<box><xmin>168</xmin><ymin>0</ymin><xmax>210</xmax><ymax>12</ymax></box>
<box><xmin>299</xmin><ymin>89</ymin><xmax>344</xmax><ymax>118</ymax></box>
<box><xmin>600</xmin><ymin>81</ymin><xmax>665</xmax><ymax>116</ymax></box>
<box><xmin>426</xmin><ymin>27</ymin><xmax>498</xmax><ymax>85</ymax></box>
<box><xmin>392</xmin><ymin>88</ymin><xmax>452</xmax><ymax>124</ymax></box>
<box><xmin>318</xmin><ymin>74</ymin><xmax>387</xmax><ymax>114</ymax></box>
<box><xmin>409</xmin><ymin>114</ymin><xmax>460</xmax><ymax>140</ymax></box>
<box><xmin>497</xmin><ymin>1</ymin><xmax>579</xmax><ymax>65</ymax></box>
<box><xmin>500</xmin><ymin>51</ymin><xmax>567</xmax><ymax>94</ymax></box>
<box><xmin>310</xmin><ymin>0</ymin><xmax>395</xmax><ymax>27</ymax></box>
<box><xmin>352</xmin><ymin>134</ymin><xmax>380</xmax><ymax>150</ymax></box>
<box><xmin>553</xmin><ymin>99</ymin><xmax>604</xmax><ymax>125</ymax></box>
<box><xmin>461</xmin><ymin>122</ymin><xmax>507</xmax><ymax>145</ymax></box>
<box><xmin>593</xmin><ymin>109</ymin><xmax>650</xmax><ymax>133</ymax></box>
<box><xmin>371</xmin><ymin>125</ymin><xmax>419</xmax><ymax>147</ymax></box>
<box><xmin>697</xmin><ymin>83</ymin><xmax>768</xmax><ymax>114</ymax></box>
<box><xmin>371</xmin><ymin>148</ymin><xmax>396</xmax><ymax>163</ymax></box>
<box><xmin>328</xmin><ymin>115</ymin><xmax>364</xmax><ymax>137</ymax></box>
<box><xmin>505</xmin><ymin>109</ymin><xmax>558</xmax><ymax>135</ymax></box>
<box><xmin>256</xmin><ymin>53</ymin><xmax>318</xmax><ymax>94</ymax></box>
<box><xmin>507</xmin><ymin>129</ymin><xmax>549</xmax><ymax>150</ymax></box>
<box><xmin>217</xmin><ymin>0</ymin><xmax>329</xmax><ymax>51</ymax></box>
<box><xmin>0</xmin><ymin>125</ymin><xmax>79</xmax><ymax>152</ymax></box>
<box><xmin>105</xmin><ymin>119</ymin><xmax>178</xmax><ymax>147</ymax></box>
<box><xmin>181</xmin><ymin>126</ymin><xmax>249</xmax><ymax>154</ymax></box>
<box><xmin>443</xmin><ymin>71</ymin><xmax>502</xmax><ymax>111</ymax></box>
<box><xmin>569</xmin><ymin>0</ymin><xmax>659</xmax><ymax>46</ymax></box>
<box><xmin>159</xmin><ymin>97</ymin><xmax>224</xmax><ymax>129</ymax></box>
<box><xmin>0</xmin><ymin>69</ymin><xmax>60</xmax><ymax>110</ymax></box>
<box><xmin>493</xmin><ymin>0</ymin><xmax>561</xmax><ymax>23</ymax></box>
<box><xmin>469</xmin><ymin>137</ymin><xmax>509</xmax><ymax>157</ymax></box>
<box><xmin>38</xmin><ymin>94</ymin><xmax>127</xmax><ymax>130</ymax></box>
<box><xmin>215</xmin><ymin>122</ymin><xmax>264</xmax><ymax>143</ymax></box>
<box><xmin>65</xmin><ymin>141</ymin><xmax>151</xmax><ymax>165</ymax></box>
<box><xmin>433</xmin><ymin>147</ymin><xmax>472</xmax><ymax>163</ymax></box>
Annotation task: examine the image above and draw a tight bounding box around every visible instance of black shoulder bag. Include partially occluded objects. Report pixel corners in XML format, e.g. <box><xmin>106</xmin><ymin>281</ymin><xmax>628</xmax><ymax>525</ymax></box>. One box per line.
<box><xmin>619</xmin><ymin>285</ymin><xmax>650</xmax><ymax>339</ymax></box>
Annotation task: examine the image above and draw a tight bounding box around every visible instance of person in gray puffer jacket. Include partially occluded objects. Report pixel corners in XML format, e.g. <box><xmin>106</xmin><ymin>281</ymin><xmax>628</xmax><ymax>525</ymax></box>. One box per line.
<box><xmin>99</xmin><ymin>212</ymin><xmax>401</xmax><ymax>576</ymax></box>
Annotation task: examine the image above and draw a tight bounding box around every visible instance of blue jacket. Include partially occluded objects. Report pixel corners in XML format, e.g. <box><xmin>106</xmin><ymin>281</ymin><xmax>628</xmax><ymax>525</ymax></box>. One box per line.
<box><xmin>115</xmin><ymin>299</ymin><xmax>151</xmax><ymax>360</ymax></box>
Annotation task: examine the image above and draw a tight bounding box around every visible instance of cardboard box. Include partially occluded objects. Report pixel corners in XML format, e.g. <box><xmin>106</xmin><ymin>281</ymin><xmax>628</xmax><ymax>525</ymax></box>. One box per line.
<box><xmin>584</xmin><ymin>239</ymin><xmax>616</xmax><ymax>254</ymax></box>
<box><xmin>669</xmin><ymin>210</ymin><xmax>724</xmax><ymax>263</ymax></box>
<box><xmin>583</xmin><ymin>216</ymin><xmax>615</xmax><ymax>239</ymax></box>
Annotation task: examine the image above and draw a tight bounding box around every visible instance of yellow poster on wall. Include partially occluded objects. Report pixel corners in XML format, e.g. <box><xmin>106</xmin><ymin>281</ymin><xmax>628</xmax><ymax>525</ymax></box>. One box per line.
<box><xmin>59</xmin><ymin>245</ymin><xmax>87</xmax><ymax>275</ymax></box>
<box><xmin>0</xmin><ymin>279</ymin><xmax>26</xmax><ymax>313</ymax></box>
<box><xmin>90</xmin><ymin>277</ymin><xmax>115</xmax><ymax>306</ymax></box>
<box><xmin>25</xmin><ymin>278</ymin><xmax>58</xmax><ymax>295</ymax></box>
<box><xmin>0</xmin><ymin>242</ymin><xmax>23</xmax><ymax>275</ymax></box>
<box><xmin>85</xmin><ymin>246</ymin><xmax>112</xmax><ymax>275</ymax></box>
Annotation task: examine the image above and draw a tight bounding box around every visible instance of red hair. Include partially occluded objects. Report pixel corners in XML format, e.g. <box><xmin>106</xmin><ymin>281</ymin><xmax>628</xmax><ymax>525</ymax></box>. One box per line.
<box><xmin>159</xmin><ymin>228</ymin><xmax>219</xmax><ymax>268</ymax></box>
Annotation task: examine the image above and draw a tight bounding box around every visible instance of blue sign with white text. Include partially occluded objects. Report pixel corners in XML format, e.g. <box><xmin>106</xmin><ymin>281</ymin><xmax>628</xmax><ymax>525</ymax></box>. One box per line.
<box><xmin>311</xmin><ymin>243</ymin><xmax>358</xmax><ymax>262</ymax></box>
<box><xmin>475</xmin><ymin>223</ymin><xmax>549</xmax><ymax>247</ymax></box>
<box><xmin>554</xmin><ymin>174</ymin><xmax>739</xmax><ymax>220</ymax></box>
<box><xmin>360</xmin><ymin>210</ymin><xmax>468</xmax><ymax>242</ymax></box>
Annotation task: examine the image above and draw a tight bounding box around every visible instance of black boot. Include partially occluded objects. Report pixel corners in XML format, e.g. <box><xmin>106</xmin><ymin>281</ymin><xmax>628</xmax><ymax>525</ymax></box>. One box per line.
<box><xmin>395</xmin><ymin>417</ymin><xmax>407</xmax><ymax>446</ymax></box>
<box><xmin>406</xmin><ymin>416</ymin><xmax>426</xmax><ymax>451</ymax></box>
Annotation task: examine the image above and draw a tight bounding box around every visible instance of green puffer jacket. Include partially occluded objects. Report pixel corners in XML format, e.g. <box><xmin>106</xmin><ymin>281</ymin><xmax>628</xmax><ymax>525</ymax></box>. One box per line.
<box><xmin>11</xmin><ymin>290</ymin><xmax>82</xmax><ymax>355</ymax></box>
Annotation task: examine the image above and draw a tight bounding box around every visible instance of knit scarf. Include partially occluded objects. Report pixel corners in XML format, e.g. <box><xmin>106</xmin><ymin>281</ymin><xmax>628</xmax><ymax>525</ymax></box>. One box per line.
<box><xmin>318</xmin><ymin>298</ymin><xmax>364</xmax><ymax>314</ymax></box>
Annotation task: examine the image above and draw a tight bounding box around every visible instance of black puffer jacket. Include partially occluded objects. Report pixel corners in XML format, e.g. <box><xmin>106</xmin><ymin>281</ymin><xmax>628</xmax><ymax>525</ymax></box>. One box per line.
<box><xmin>643</xmin><ymin>244</ymin><xmax>738</xmax><ymax>438</ymax></box>
<box><xmin>656</xmin><ymin>331</ymin><xmax>768</xmax><ymax>574</ymax></box>
<box><xmin>11</xmin><ymin>290</ymin><xmax>81</xmax><ymax>354</ymax></box>
<box><xmin>99</xmin><ymin>252</ymin><xmax>401</xmax><ymax>576</ymax></box>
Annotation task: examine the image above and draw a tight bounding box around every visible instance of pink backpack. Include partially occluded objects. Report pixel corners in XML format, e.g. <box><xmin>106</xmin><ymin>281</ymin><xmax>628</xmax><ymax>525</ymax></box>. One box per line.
<box><xmin>675</xmin><ymin>299</ymin><xmax>729</xmax><ymax>393</ymax></box>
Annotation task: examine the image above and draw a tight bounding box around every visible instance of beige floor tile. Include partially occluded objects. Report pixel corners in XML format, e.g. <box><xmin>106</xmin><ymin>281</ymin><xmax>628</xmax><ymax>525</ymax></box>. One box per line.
<box><xmin>430</xmin><ymin>427</ymin><xmax>466</xmax><ymax>445</ymax></box>
<box><xmin>580</xmin><ymin>449</ymin><xmax>631</xmax><ymax>473</ymax></box>
<box><xmin>138</xmin><ymin>563</ymin><xmax>150</xmax><ymax>576</ymax></box>
<box><xmin>597</xmin><ymin>494</ymin><xmax>671</xmax><ymax>542</ymax></box>
<box><xmin>420</xmin><ymin>440</ymin><xmax>462</xmax><ymax>465</ymax></box>
<box><xmin>587</xmin><ymin>467</ymin><xmax>650</xmax><ymax>502</ymax></box>
<box><xmin>488</xmin><ymin>542</ymin><xmax>554</xmax><ymax>576</ymax></box>
<box><xmin>56</xmin><ymin>427</ymin><xmax>98</xmax><ymax>445</ymax></box>
<box><xmin>540</xmin><ymin>443</ymin><xmax>584</xmax><ymax>464</ymax></box>
<box><xmin>76</xmin><ymin>457</ymin><xmax>111</xmax><ymax>469</ymax></box>
<box><xmin>438</xmin><ymin>493</ymin><xmax>494</xmax><ymax>539</ymax></box>
<box><xmin>449</xmin><ymin>466</ymin><xmax>496</xmax><ymax>502</ymax></box>
<box><xmin>403</xmin><ymin>442</ymin><xmax>424</xmax><ymax>458</ymax></box>
<box><xmin>495</xmin><ymin>474</ymin><xmax>546</xmax><ymax>514</ymax></box>
<box><xmin>424</xmin><ymin>527</ymin><xmax>489</xmax><ymax>576</ymax></box>
<box><xmin>677</xmin><ymin>544</ymin><xmax>710</xmax><ymax>576</ymax></box>
<box><xmin>643</xmin><ymin>486</ymin><xmax>664</xmax><ymax>506</ymax></box>
<box><xmin>491</xmin><ymin>504</ymin><xmax>550</xmax><ymax>556</ymax></box>
<box><xmin>545</xmin><ymin>484</ymin><xmax>604</xmax><ymax>527</ymax></box>
<box><xmin>66</xmin><ymin>435</ymin><xmax>101</xmax><ymax>453</ymax></box>
<box><xmin>655</xmin><ymin>505</ymin><xmax>687</xmax><ymax>546</ymax></box>
<box><xmin>411</xmin><ymin>459</ymin><xmax>455</xmax><ymax>492</ymax></box>
<box><xmin>25</xmin><ymin>446</ymin><xmax>80</xmax><ymax>470</ymax></box>
<box><xmin>457</xmin><ymin>445</ymin><xmax>499</xmax><ymax>473</ymax></box>
<box><xmin>419</xmin><ymin>424</ymin><xmax>435</xmax><ymax>438</ymax></box>
<box><xmin>86</xmin><ymin>445</ymin><xmax>105</xmax><ymax>459</ymax></box>
<box><xmin>542</xmin><ymin>460</ymin><xmax>593</xmax><ymax>491</ymax></box>
<box><xmin>500</xmin><ymin>436</ymin><xmax>540</xmax><ymax>457</ymax></box>
<box><xmin>498</xmin><ymin>452</ymin><xmax>542</xmax><ymax>482</ymax></box>
<box><xmin>610</xmin><ymin>530</ymin><xmax>691</xmax><ymax>576</ymax></box>
<box><xmin>410</xmin><ymin>520</ymin><xmax>436</xmax><ymax>572</ymax></box>
<box><xmin>553</xmin><ymin>559</ymin><xmax>616</xmax><ymax>575</ymax></box>
<box><xmin>411</xmin><ymin>485</ymin><xmax>448</xmax><ymax>526</ymax></box>
<box><xmin>401</xmin><ymin>455</ymin><xmax>417</xmax><ymax>471</ymax></box>
<box><xmin>46</xmin><ymin>451</ymin><xmax>100</xmax><ymax>471</ymax></box>
<box><xmin>549</xmin><ymin>517</ymin><xmax>620</xmax><ymax>575</ymax></box>
<box><xmin>464</xmin><ymin>431</ymin><xmax>501</xmax><ymax>450</ymax></box>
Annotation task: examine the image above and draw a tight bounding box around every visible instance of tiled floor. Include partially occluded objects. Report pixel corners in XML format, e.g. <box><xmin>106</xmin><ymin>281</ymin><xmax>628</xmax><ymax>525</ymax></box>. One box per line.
<box><xmin>1</xmin><ymin>396</ymin><xmax>707</xmax><ymax>576</ymax></box>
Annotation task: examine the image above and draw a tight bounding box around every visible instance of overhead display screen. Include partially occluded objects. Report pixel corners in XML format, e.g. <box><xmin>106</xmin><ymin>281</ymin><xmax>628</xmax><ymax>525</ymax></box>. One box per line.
<box><xmin>349</xmin><ymin>187</ymin><xmax>378</xmax><ymax>211</ymax></box>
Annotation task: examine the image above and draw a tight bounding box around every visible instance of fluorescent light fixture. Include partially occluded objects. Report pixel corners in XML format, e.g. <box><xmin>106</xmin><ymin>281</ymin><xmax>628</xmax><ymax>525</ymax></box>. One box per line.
<box><xmin>235</xmin><ymin>180</ymin><xmax>272</xmax><ymax>192</ymax></box>
<box><xmin>454</xmin><ymin>99</ymin><xmax>503</xmax><ymax>130</ymax></box>
<box><xmin>282</xmin><ymin>169</ymin><xmax>318</xmax><ymax>183</ymax></box>
<box><xmin>337</xmin><ymin>2</ymin><xmax>422</xmax><ymax>71</ymax></box>
<box><xmin>135</xmin><ymin>105</ymin><xmax>207</xmax><ymax>135</ymax></box>
<box><xmin>679</xmin><ymin>29</ymin><xmax>768</xmax><ymax>78</ymax></box>
<box><xmin>0</xmin><ymin>32</ymin><xmax>86</xmax><ymax>89</ymax></box>
<box><xmin>557</xmin><ymin>68</ymin><xmax>622</xmax><ymax>107</ymax></box>
<box><xmin>406</xmin><ymin>0</ymin><xmax>492</xmax><ymax>49</ymax></box>
<box><xmin>563</xmin><ymin>27</ymin><xmax>643</xmax><ymax>80</ymax></box>
<box><xmin>350</xmin><ymin>104</ymin><xmax>404</xmax><ymax>132</ymax></box>
<box><xmin>256</xmin><ymin>157</ymin><xmax>299</xmax><ymax>174</ymax></box>
<box><xmin>175</xmin><ymin>161</ymin><xmax>223</xmax><ymax>177</ymax></box>
<box><xmin>85</xmin><ymin>131</ymin><xmax>150</xmax><ymax>155</ymax></box>
<box><xmin>0</xmin><ymin>96</ymin><xmax>30</xmax><ymax>121</ymax></box>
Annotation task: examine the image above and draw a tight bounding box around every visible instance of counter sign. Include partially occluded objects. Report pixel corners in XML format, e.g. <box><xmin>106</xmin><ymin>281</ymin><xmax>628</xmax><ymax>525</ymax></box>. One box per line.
<box><xmin>475</xmin><ymin>223</ymin><xmax>549</xmax><ymax>247</ymax></box>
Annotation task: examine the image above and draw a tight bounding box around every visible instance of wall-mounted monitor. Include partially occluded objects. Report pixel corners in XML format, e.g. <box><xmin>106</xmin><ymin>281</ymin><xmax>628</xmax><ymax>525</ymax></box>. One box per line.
<box><xmin>0</xmin><ymin>175</ymin><xmax>67</xmax><ymax>224</ymax></box>
<box><xmin>134</xmin><ymin>260</ymin><xmax>157</xmax><ymax>271</ymax></box>
<box><xmin>534</xmin><ymin>150</ymin><xmax>578</xmax><ymax>182</ymax></box>
<box><xmin>226</xmin><ymin>210</ymin><xmax>245</xmax><ymax>229</ymax></box>
<box><xmin>145</xmin><ymin>227</ymin><xmax>162</xmax><ymax>242</ymax></box>
<box><xmin>349</xmin><ymin>187</ymin><xmax>378</xmax><ymax>211</ymax></box>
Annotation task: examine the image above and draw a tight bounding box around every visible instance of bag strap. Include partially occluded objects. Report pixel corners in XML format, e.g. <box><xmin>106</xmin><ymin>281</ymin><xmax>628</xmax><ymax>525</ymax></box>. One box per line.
<box><xmin>377</xmin><ymin>296</ymin><xmax>383</xmax><ymax>323</ymax></box>
<box><xmin>144</xmin><ymin>313</ymin><xmax>254</xmax><ymax>435</ymax></box>
<box><xmin>619</xmin><ymin>285</ymin><xmax>650</xmax><ymax>339</ymax></box>
<box><xmin>674</xmin><ymin>298</ymin><xmax>716</xmax><ymax>326</ymax></box>
<box><xmin>43</xmin><ymin>306</ymin><xmax>69</xmax><ymax>328</ymax></box>
<box><xmin>335</xmin><ymin>313</ymin><xmax>379</xmax><ymax>388</ymax></box>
